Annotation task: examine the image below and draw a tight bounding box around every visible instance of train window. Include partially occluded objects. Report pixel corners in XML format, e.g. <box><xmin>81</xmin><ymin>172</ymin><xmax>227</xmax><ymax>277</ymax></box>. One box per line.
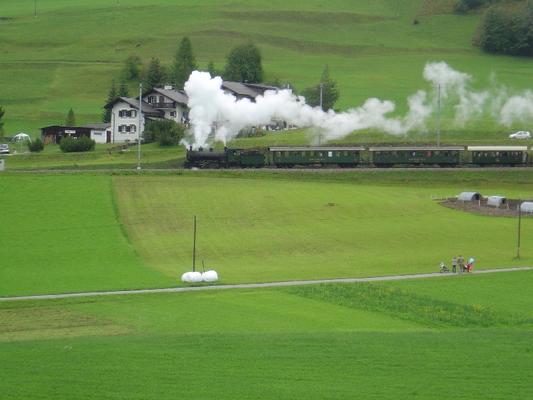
<box><xmin>328</xmin><ymin>151</ymin><xmax>333</xmax><ymax>158</ymax></box>
<box><xmin>276</xmin><ymin>151</ymin><xmax>281</xmax><ymax>157</ymax></box>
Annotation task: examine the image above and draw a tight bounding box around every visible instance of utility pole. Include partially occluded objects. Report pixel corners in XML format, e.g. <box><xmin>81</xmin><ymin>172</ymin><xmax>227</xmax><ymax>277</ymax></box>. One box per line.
<box><xmin>34</xmin><ymin>0</ymin><xmax>37</xmax><ymax>17</ymax></box>
<box><xmin>516</xmin><ymin>200</ymin><xmax>522</xmax><ymax>259</ymax></box>
<box><xmin>192</xmin><ymin>216</ymin><xmax>197</xmax><ymax>272</ymax></box>
<box><xmin>319</xmin><ymin>83</ymin><xmax>324</xmax><ymax>111</ymax></box>
<box><xmin>137</xmin><ymin>82</ymin><xmax>142</xmax><ymax>171</ymax></box>
<box><xmin>436</xmin><ymin>84</ymin><xmax>441</xmax><ymax>147</ymax></box>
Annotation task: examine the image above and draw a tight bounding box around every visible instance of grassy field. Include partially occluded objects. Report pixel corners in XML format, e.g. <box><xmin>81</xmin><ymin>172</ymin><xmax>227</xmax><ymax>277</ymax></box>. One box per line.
<box><xmin>113</xmin><ymin>173</ymin><xmax>533</xmax><ymax>283</ymax></box>
<box><xmin>2</xmin><ymin>171</ymin><xmax>533</xmax><ymax>296</ymax></box>
<box><xmin>0</xmin><ymin>142</ymin><xmax>185</xmax><ymax>170</ymax></box>
<box><xmin>1</xmin><ymin>271</ymin><xmax>532</xmax><ymax>399</ymax></box>
<box><xmin>1</xmin><ymin>0</ymin><xmax>532</xmax><ymax>139</ymax></box>
<box><xmin>0</xmin><ymin>175</ymin><xmax>172</xmax><ymax>296</ymax></box>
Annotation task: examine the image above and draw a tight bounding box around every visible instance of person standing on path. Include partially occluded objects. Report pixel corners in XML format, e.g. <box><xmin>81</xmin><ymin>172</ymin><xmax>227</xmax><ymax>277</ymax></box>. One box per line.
<box><xmin>452</xmin><ymin>256</ymin><xmax>458</xmax><ymax>273</ymax></box>
<box><xmin>458</xmin><ymin>255</ymin><xmax>465</xmax><ymax>273</ymax></box>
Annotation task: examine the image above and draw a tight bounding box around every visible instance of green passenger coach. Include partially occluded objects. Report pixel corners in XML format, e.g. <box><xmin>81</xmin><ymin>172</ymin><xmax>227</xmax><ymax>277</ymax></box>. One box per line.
<box><xmin>369</xmin><ymin>147</ymin><xmax>463</xmax><ymax>167</ymax></box>
<box><xmin>467</xmin><ymin>146</ymin><xmax>528</xmax><ymax>165</ymax></box>
<box><xmin>269</xmin><ymin>147</ymin><xmax>365</xmax><ymax>167</ymax></box>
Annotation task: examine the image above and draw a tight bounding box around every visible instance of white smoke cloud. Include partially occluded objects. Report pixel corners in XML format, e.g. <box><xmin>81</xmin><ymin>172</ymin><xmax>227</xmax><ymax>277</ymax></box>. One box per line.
<box><xmin>500</xmin><ymin>91</ymin><xmax>533</xmax><ymax>127</ymax></box>
<box><xmin>183</xmin><ymin>63</ymin><xmax>533</xmax><ymax>148</ymax></box>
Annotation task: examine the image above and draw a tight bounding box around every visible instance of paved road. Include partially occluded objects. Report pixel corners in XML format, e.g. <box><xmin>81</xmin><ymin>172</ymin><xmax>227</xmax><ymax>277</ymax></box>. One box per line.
<box><xmin>1</xmin><ymin>266</ymin><xmax>531</xmax><ymax>303</ymax></box>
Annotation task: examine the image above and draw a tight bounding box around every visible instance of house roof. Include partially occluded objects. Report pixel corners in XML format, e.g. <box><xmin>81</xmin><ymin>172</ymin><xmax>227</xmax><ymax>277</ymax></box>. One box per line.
<box><xmin>83</xmin><ymin>123</ymin><xmax>111</xmax><ymax>130</ymax></box>
<box><xmin>150</xmin><ymin>88</ymin><xmax>188</xmax><ymax>105</ymax></box>
<box><xmin>105</xmin><ymin>97</ymin><xmax>163</xmax><ymax>116</ymax></box>
<box><xmin>221</xmin><ymin>82</ymin><xmax>260</xmax><ymax>98</ymax></box>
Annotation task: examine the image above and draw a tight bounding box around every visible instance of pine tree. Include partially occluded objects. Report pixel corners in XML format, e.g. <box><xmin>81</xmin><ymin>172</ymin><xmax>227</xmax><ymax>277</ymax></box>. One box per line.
<box><xmin>301</xmin><ymin>65</ymin><xmax>339</xmax><ymax>111</ymax></box>
<box><xmin>118</xmin><ymin>79</ymin><xmax>130</xmax><ymax>97</ymax></box>
<box><xmin>122</xmin><ymin>55</ymin><xmax>142</xmax><ymax>81</ymax></box>
<box><xmin>65</xmin><ymin>108</ymin><xmax>76</xmax><ymax>126</ymax></box>
<box><xmin>172</xmin><ymin>37</ymin><xmax>197</xmax><ymax>89</ymax></box>
<box><xmin>103</xmin><ymin>80</ymin><xmax>117</xmax><ymax>123</ymax></box>
<box><xmin>0</xmin><ymin>106</ymin><xmax>5</xmax><ymax>136</ymax></box>
<box><xmin>145</xmin><ymin>58</ymin><xmax>166</xmax><ymax>91</ymax></box>
<box><xmin>224</xmin><ymin>43</ymin><xmax>263</xmax><ymax>83</ymax></box>
<box><xmin>207</xmin><ymin>61</ymin><xmax>217</xmax><ymax>77</ymax></box>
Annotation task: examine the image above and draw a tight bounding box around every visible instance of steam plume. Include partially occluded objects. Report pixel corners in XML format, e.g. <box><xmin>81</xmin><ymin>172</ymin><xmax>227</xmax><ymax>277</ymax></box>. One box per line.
<box><xmin>183</xmin><ymin>63</ymin><xmax>533</xmax><ymax>148</ymax></box>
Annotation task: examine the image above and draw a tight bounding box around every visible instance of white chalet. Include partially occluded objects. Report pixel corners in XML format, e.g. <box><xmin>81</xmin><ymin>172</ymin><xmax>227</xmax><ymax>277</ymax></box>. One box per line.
<box><xmin>105</xmin><ymin>86</ymin><xmax>188</xmax><ymax>143</ymax></box>
<box><xmin>105</xmin><ymin>83</ymin><xmax>279</xmax><ymax>143</ymax></box>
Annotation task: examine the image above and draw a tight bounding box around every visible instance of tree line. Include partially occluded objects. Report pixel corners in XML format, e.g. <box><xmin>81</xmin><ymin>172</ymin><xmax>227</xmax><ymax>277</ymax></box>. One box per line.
<box><xmin>103</xmin><ymin>37</ymin><xmax>339</xmax><ymax>123</ymax></box>
<box><xmin>455</xmin><ymin>0</ymin><xmax>533</xmax><ymax>57</ymax></box>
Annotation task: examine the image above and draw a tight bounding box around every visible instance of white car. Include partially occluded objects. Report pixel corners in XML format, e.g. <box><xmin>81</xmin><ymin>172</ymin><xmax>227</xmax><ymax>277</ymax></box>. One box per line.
<box><xmin>509</xmin><ymin>131</ymin><xmax>531</xmax><ymax>139</ymax></box>
<box><xmin>0</xmin><ymin>144</ymin><xmax>9</xmax><ymax>154</ymax></box>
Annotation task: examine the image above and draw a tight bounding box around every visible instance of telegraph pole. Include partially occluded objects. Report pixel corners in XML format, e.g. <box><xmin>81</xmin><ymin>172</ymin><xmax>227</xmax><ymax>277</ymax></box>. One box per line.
<box><xmin>319</xmin><ymin>83</ymin><xmax>324</xmax><ymax>111</ymax></box>
<box><xmin>192</xmin><ymin>216</ymin><xmax>197</xmax><ymax>272</ymax></box>
<box><xmin>516</xmin><ymin>200</ymin><xmax>522</xmax><ymax>259</ymax></box>
<box><xmin>137</xmin><ymin>82</ymin><xmax>142</xmax><ymax>171</ymax></box>
<box><xmin>436</xmin><ymin>84</ymin><xmax>441</xmax><ymax>147</ymax></box>
<box><xmin>34</xmin><ymin>0</ymin><xmax>37</xmax><ymax>16</ymax></box>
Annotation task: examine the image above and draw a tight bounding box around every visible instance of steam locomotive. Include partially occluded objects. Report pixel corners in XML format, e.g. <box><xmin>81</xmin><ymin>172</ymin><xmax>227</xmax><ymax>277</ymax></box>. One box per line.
<box><xmin>185</xmin><ymin>145</ymin><xmax>532</xmax><ymax>168</ymax></box>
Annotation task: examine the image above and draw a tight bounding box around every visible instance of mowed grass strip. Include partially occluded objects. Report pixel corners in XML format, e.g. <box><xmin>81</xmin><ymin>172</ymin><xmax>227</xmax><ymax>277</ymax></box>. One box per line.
<box><xmin>0</xmin><ymin>175</ymin><xmax>171</xmax><ymax>296</ymax></box>
<box><xmin>1</xmin><ymin>271</ymin><xmax>533</xmax><ymax>399</ymax></box>
<box><xmin>113</xmin><ymin>175</ymin><xmax>533</xmax><ymax>283</ymax></box>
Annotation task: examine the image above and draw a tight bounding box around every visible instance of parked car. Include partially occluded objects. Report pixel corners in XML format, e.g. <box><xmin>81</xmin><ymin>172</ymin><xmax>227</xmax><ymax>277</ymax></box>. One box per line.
<box><xmin>0</xmin><ymin>144</ymin><xmax>9</xmax><ymax>154</ymax></box>
<box><xmin>509</xmin><ymin>131</ymin><xmax>531</xmax><ymax>139</ymax></box>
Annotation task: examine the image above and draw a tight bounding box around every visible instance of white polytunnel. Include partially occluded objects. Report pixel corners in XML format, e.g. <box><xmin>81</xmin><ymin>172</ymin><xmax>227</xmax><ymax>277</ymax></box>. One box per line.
<box><xmin>458</xmin><ymin>192</ymin><xmax>481</xmax><ymax>201</ymax></box>
<box><xmin>487</xmin><ymin>196</ymin><xmax>507</xmax><ymax>208</ymax></box>
<box><xmin>520</xmin><ymin>202</ymin><xmax>533</xmax><ymax>213</ymax></box>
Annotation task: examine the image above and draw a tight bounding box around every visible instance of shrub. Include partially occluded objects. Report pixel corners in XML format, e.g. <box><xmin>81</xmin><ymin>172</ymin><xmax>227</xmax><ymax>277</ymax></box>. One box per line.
<box><xmin>59</xmin><ymin>136</ymin><xmax>95</xmax><ymax>153</ymax></box>
<box><xmin>478</xmin><ymin>4</ymin><xmax>533</xmax><ymax>56</ymax></box>
<box><xmin>454</xmin><ymin>0</ymin><xmax>496</xmax><ymax>13</ymax></box>
<box><xmin>144</xmin><ymin>119</ymin><xmax>185</xmax><ymax>146</ymax></box>
<box><xmin>28</xmin><ymin>138</ymin><xmax>44</xmax><ymax>152</ymax></box>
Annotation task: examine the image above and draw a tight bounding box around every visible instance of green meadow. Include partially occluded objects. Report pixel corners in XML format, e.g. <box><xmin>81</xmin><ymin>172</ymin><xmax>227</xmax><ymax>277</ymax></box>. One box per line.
<box><xmin>1</xmin><ymin>271</ymin><xmax>532</xmax><ymax>399</ymax></box>
<box><xmin>2</xmin><ymin>171</ymin><xmax>533</xmax><ymax>296</ymax></box>
<box><xmin>1</xmin><ymin>0</ymin><xmax>532</xmax><ymax>139</ymax></box>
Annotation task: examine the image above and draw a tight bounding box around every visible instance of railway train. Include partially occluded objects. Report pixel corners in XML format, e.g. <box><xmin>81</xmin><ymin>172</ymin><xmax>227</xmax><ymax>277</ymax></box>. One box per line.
<box><xmin>185</xmin><ymin>145</ymin><xmax>533</xmax><ymax>168</ymax></box>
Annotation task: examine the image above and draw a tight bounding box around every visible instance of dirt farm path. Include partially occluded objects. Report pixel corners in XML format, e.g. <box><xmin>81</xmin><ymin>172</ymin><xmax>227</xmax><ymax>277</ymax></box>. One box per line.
<box><xmin>1</xmin><ymin>267</ymin><xmax>532</xmax><ymax>303</ymax></box>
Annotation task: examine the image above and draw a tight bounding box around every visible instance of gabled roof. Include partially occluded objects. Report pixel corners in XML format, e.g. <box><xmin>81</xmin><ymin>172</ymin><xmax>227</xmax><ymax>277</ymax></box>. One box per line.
<box><xmin>149</xmin><ymin>88</ymin><xmax>188</xmax><ymax>105</ymax></box>
<box><xmin>83</xmin><ymin>123</ymin><xmax>111</xmax><ymax>130</ymax></box>
<box><xmin>105</xmin><ymin>97</ymin><xmax>163</xmax><ymax>116</ymax></box>
<box><xmin>221</xmin><ymin>81</ymin><xmax>258</xmax><ymax>98</ymax></box>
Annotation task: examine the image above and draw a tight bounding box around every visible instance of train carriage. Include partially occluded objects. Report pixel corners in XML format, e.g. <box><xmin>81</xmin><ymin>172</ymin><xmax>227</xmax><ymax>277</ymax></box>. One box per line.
<box><xmin>369</xmin><ymin>146</ymin><xmax>463</xmax><ymax>167</ymax></box>
<box><xmin>467</xmin><ymin>146</ymin><xmax>528</xmax><ymax>166</ymax></box>
<box><xmin>269</xmin><ymin>147</ymin><xmax>364</xmax><ymax>167</ymax></box>
<box><xmin>226</xmin><ymin>148</ymin><xmax>265</xmax><ymax>167</ymax></box>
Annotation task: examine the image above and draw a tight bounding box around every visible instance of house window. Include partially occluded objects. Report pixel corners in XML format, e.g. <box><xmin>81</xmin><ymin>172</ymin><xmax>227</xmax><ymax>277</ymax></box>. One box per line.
<box><xmin>118</xmin><ymin>109</ymin><xmax>137</xmax><ymax>118</ymax></box>
<box><xmin>130</xmin><ymin>125</ymin><xmax>136</xmax><ymax>133</ymax></box>
<box><xmin>148</xmin><ymin>96</ymin><xmax>157</xmax><ymax>104</ymax></box>
<box><xmin>170</xmin><ymin>111</ymin><xmax>177</xmax><ymax>117</ymax></box>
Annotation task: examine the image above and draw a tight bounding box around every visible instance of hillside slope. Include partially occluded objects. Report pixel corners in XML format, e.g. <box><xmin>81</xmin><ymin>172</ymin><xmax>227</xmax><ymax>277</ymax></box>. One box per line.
<box><xmin>1</xmin><ymin>0</ymin><xmax>532</xmax><ymax>136</ymax></box>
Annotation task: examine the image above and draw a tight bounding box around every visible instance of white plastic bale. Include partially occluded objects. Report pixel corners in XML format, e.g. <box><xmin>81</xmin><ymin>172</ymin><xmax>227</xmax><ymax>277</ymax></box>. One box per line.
<box><xmin>190</xmin><ymin>271</ymin><xmax>203</xmax><ymax>282</ymax></box>
<box><xmin>181</xmin><ymin>272</ymin><xmax>193</xmax><ymax>283</ymax></box>
<box><xmin>202</xmin><ymin>270</ymin><xmax>219</xmax><ymax>282</ymax></box>
<box><xmin>520</xmin><ymin>202</ymin><xmax>533</xmax><ymax>213</ymax></box>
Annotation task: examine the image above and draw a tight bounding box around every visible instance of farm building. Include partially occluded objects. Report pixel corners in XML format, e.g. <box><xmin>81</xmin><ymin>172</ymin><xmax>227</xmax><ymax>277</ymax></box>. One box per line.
<box><xmin>458</xmin><ymin>192</ymin><xmax>481</xmax><ymax>201</ymax></box>
<box><xmin>41</xmin><ymin>124</ymin><xmax>111</xmax><ymax>144</ymax></box>
<box><xmin>487</xmin><ymin>196</ymin><xmax>507</xmax><ymax>208</ymax></box>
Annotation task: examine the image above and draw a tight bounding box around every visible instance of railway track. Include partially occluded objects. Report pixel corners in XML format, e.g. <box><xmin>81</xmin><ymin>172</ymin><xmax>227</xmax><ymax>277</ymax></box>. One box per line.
<box><xmin>4</xmin><ymin>166</ymin><xmax>533</xmax><ymax>174</ymax></box>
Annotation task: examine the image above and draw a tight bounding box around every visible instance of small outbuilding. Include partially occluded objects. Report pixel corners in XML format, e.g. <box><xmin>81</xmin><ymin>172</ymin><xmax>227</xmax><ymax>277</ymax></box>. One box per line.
<box><xmin>487</xmin><ymin>196</ymin><xmax>507</xmax><ymax>208</ymax></box>
<box><xmin>458</xmin><ymin>192</ymin><xmax>481</xmax><ymax>202</ymax></box>
<box><xmin>12</xmin><ymin>133</ymin><xmax>31</xmax><ymax>142</ymax></box>
<box><xmin>520</xmin><ymin>202</ymin><xmax>533</xmax><ymax>213</ymax></box>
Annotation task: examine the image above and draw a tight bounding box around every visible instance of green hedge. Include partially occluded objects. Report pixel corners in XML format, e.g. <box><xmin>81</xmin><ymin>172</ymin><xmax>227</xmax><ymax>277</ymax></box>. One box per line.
<box><xmin>59</xmin><ymin>136</ymin><xmax>95</xmax><ymax>153</ymax></box>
